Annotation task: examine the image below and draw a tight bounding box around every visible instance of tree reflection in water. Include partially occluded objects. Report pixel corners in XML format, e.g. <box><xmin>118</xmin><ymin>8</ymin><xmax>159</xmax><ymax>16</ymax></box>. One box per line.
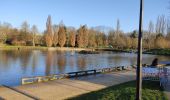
<box><xmin>45</xmin><ymin>51</ymin><xmax>53</xmax><ymax>75</ymax></box>
<box><xmin>0</xmin><ymin>50</ymin><xmax>170</xmax><ymax>86</ymax></box>
<box><xmin>69</xmin><ymin>55</ymin><xmax>75</xmax><ymax>68</ymax></box>
<box><xmin>19</xmin><ymin>50</ymin><xmax>32</xmax><ymax>73</ymax></box>
<box><xmin>77</xmin><ymin>56</ymin><xmax>86</xmax><ymax>71</ymax></box>
<box><xmin>57</xmin><ymin>51</ymin><xmax>66</xmax><ymax>73</ymax></box>
<box><xmin>32</xmin><ymin>50</ymin><xmax>39</xmax><ymax>73</ymax></box>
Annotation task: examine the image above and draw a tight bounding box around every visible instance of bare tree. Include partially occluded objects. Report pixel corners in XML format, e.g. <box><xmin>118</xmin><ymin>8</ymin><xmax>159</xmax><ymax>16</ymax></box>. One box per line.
<box><xmin>130</xmin><ymin>31</ymin><xmax>138</xmax><ymax>49</ymax></box>
<box><xmin>20</xmin><ymin>21</ymin><xmax>31</xmax><ymax>45</ymax></box>
<box><xmin>125</xmin><ymin>36</ymin><xmax>132</xmax><ymax>49</ymax></box>
<box><xmin>166</xmin><ymin>20</ymin><xmax>170</xmax><ymax>40</ymax></box>
<box><xmin>102</xmin><ymin>34</ymin><xmax>108</xmax><ymax>47</ymax></box>
<box><xmin>108</xmin><ymin>30</ymin><xmax>114</xmax><ymax>47</ymax></box>
<box><xmin>160</xmin><ymin>15</ymin><xmax>167</xmax><ymax>34</ymax></box>
<box><xmin>155</xmin><ymin>15</ymin><xmax>167</xmax><ymax>35</ymax></box>
<box><xmin>21</xmin><ymin>21</ymin><xmax>30</xmax><ymax>33</ymax></box>
<box><xmin>148</xmin><ymin>21</ymin><xmax>154</xmax><ymax>34</ymax></box>
<box><xmin>113</xmin><ymin>19</ymin><xmax>120</xmax><ymax>48</ymax></box>
<box><xmin>31</xmin><ymin>25</ymin><xmax>38</xmax><ymax>46</ymax></box>
<box><xmin>116</xmin><ymin>19</ymin><xmax>120</xmax><ymax>36</ymax></box>
<box><xmin>147</xmin><ymin>21</ymin><xmax>154</xmax><ymax>49</ymax></box>
<box><xmin>96</xmin><ymin>32</ymin><xmax>104</xmax><ymax>47</ymax></box>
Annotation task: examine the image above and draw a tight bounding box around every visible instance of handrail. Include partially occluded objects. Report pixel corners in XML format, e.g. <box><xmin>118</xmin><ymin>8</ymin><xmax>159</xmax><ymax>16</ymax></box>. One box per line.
<box><xmin>67</xmin><ymin>70</ymin><xmax>97</xmax><ymax>78</ymax></box>
<box><xmin>22</xmin><ymin>74</ymin><xmax>67</xmax><ymax>85</ymax></box>
<box><xmin>21</xmin><ymin>65</ymin><xmax>134</xmax><ymax>85</ymax></box>
<box><xmin>142</xmin><ymin>67</ymin><xmax>169</xmax><ymax>88</ymax></box>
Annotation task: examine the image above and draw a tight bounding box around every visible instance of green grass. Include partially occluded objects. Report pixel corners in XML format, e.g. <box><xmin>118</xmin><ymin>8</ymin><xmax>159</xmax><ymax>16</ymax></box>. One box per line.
<box><xmin>67</xmin><ymin>81</ymin><xmax>168</xmax><ymax>100</ymax></box>
<box><xmin>144</xmin><ymin>49</ymin><xmax>170</xmax><ymax>55</ymax></box>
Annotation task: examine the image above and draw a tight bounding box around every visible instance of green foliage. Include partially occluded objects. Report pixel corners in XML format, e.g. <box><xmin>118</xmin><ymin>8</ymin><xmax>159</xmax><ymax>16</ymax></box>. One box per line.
<box><xmin>0</xmin><ymin>32</ymin><xmax>7</xmax><ymax>43</ymax></box>
<box><xmin>144</xmin><ymin>49</ymin><xmax>170</xmax><ymax>55</ymax></box>
<box><xmin>130</xmin><ymin>30</ymin><xmax>138</xmax><ymax>38</ymax></box>
<box><xmin>68</xmin><ymin>81</ymin><xmax>167</xmax><ymax>100</ymax></box>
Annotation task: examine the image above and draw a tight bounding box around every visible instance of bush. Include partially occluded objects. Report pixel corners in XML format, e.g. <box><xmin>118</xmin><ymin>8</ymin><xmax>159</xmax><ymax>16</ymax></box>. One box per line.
<box><xmin>11</xmin><ymin>40</ymin><xmax>26</xmax><ymax>46</ymax></box>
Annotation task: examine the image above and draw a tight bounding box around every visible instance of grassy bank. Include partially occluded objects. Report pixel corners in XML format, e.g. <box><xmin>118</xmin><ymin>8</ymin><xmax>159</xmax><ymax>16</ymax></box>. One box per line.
<box><xmin>95</xmin><ymin>48</ymin><xmax>136</xmax><ymax>53</ymax></box>
<box><xmin>0</xmin><ymin>45</ymin><xmax>48</xmax><ymax>50</ymax></box>
<box><xmin>0</xmin><ymin>45</ymin><xmax>93</xmax><ymax>51</ymax></box>
<box><xmin>68</xmin><ymin>80</ymin><xmax>167</xmax><ymax>100</ymax></box>
<box><xmin>144</xmin><ymin>49</ymin><xmax>170</xmax><ymax>56</ymax></box>
<box><xmin>0</xmin><ymin>45</ymin><xmax>136</xmax><ymax>52</ymax></box>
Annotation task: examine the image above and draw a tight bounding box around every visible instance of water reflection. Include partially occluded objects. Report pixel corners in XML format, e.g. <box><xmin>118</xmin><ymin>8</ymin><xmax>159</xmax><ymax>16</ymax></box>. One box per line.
<box><xmin>32</xmin><ymin>50</ymin><xmax>38</xmax><ymax>73</ymax></box>
<box><xmin>57</xmin><ymin>51</ymin><xmax>66</xmax><ymax>73</ymax></box>
<box><xmin>45</xmin><ymin>51</ymin><xmax>53</xmax><ymax>75</ymax></box>
<box><xmin>0</xmin><ymin>50</ymin><xmax>170</xmax><ymax>86</ymax></box>
<box><xmin>19</xmin><ymin>50</ymin><xmax>32</xmax><ymax>73</ymax></box>
<box><xmin>69</xmin><ymin>55</ymin><xmax>75</xmax><ymax>67</ymax></box>
<box><xmin>77</xmin><ymin>56</ymin><xmax>86</xmax><ymax>71</ymax></box>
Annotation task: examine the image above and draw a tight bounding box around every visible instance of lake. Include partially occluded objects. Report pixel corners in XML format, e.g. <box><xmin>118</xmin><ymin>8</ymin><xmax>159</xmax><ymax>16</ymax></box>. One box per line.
<box><xmin>0</xmin><ymin>50</ymin><xmax>170</xmax><ymax>86</ymax></box>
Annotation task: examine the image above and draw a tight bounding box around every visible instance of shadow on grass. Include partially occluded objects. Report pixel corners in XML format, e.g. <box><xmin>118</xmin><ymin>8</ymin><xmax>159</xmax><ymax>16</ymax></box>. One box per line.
<box><xmin>0</xmin><ymin>96</ymin><xmax>4</xmax><ymax>100</ymax></box>
<box><xmin>67</xmin><ymin>80</ymin><xmax>167</xmax><ymax>100</ymax></box>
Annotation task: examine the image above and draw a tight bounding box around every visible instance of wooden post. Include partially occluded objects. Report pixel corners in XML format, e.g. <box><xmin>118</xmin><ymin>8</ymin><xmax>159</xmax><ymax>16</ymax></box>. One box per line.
<box><xmin>37</xmin><ymin>77</ymin><xmax>42</xmax><ymax>82</ymax></box>
<box><xmin>21</xmin><ymin>79</ymin><xmax>25</xmax><ymax>85</ymax></box>
<box><xmin>75</xmin><ymin>72</ymin><xmax>78</xmax><ymax>77</ymax></box>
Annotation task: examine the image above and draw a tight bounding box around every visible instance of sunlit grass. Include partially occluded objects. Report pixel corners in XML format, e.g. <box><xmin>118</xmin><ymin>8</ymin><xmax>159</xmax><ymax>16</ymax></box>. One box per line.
<box><xmin>68</xmin><ymin>80</ymin><xmax>168</xmax><ymax>100</ymax></box>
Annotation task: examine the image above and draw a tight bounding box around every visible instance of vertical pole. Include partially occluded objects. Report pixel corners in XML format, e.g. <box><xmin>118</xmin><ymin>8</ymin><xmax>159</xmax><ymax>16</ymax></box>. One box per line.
<box><xmin>136</xmin><ymin>0</ymin><xmax>143</xmax><ymax>100</ymax></box>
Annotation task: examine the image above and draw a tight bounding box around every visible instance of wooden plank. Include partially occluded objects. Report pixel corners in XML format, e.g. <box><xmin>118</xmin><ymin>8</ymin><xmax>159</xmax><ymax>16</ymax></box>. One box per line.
<box><xmin>0</xmin><ymin>86</ymin><xmax>33</xmax><ymax>100</ymax></box>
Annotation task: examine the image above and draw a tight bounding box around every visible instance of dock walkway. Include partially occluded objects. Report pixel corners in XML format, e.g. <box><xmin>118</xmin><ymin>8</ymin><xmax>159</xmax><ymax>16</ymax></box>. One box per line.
<box><xmin>0</xmin><ymin>71</ymin><xmax>136</xmax><ymax>100</ymax></box>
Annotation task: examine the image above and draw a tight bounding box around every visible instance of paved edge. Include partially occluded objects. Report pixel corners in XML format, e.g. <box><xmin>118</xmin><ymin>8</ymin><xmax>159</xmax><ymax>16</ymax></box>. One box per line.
<box><xmin>2</xmin><ymin>85</ymin><xmax>40</xmax><ymax>100</ymax></box>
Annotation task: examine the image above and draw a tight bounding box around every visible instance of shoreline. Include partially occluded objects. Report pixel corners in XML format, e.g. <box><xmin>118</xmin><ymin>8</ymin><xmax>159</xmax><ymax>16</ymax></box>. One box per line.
<box><xmin>143</xmin><ymin>49</ymin><xmax>170</xmax><ymax>56</ymax></box>
<box><xmin>0</xmin><ymin>46</ymin><xmax>94</xmax><ymax>51</ymax></box>
<box><xmin>1</xmin><ymin>46</ymin><xmax>170</xmax><ymax>57</ymax></box>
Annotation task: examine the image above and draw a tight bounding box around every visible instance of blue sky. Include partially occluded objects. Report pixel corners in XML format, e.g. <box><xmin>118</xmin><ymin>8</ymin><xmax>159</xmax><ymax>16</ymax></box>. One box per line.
<box><xmin>0</xmin><ymin>0</ymin><xmax>169</xmax><ymax>32</ymax></box>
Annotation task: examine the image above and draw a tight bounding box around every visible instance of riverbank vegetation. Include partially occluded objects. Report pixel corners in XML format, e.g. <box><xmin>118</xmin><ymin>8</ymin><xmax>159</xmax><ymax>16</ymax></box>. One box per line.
<box><xmin>78</xmin><ymin>50</ymin><xmax>99</xmax><ymax>54</ymax></box>
<box><xmin>144</xmin><ymin>49</ymin><xmax>170</xmax><ymax>55</ymax></box>
<box><xmin>0</xmin><ymin>15</ymin><xmax>169</xmax><ymax>50</ymax></box>
<box><xmin>68</xmin><ymin>80</ymin><xmax>168</xmax><ymax>100</ymax></box>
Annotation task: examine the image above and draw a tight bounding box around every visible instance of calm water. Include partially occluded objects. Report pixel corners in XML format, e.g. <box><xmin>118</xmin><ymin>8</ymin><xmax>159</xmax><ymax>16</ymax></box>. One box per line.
<box><xmin>0</xmin><ymin>50</ymin><xmax>170</xmax><ymax>86</ymax></box>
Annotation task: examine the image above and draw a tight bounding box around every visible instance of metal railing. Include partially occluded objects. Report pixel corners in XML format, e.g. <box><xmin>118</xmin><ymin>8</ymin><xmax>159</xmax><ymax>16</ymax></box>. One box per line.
<box><xmin>22</xmin><ymin>74</ymin><xmax>67</xmax><ymax>85</ymax></box>
<box><xmin>21</xmin><ymin>65</ymin><xmax>134</xmax><ymax>85</ymax></box>
<box><xmin>142</xmin><ymin>67</ymin><xmax>169</xmax><ymax>88</ymax></box>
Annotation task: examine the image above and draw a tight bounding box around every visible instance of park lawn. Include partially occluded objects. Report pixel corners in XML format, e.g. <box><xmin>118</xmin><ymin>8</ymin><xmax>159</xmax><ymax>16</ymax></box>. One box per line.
<box><xmin>67</xmin><ymin>80</ymin><xmax>168</xmax><ymax>100</ymax></box>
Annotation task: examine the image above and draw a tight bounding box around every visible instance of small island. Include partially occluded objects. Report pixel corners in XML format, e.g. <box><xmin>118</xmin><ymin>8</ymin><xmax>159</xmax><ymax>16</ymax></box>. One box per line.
<box><xmin>78</xmin><ymin>50</ymin><xmax>99</xmax><ymax>54</ymax></box>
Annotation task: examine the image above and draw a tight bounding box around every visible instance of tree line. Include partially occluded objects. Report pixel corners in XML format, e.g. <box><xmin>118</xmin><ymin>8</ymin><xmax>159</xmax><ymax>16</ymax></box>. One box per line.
<box><xmin>0</xmin><ymin>15</ymin><xmax>170</xmax><ymax>49</ymax></box>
